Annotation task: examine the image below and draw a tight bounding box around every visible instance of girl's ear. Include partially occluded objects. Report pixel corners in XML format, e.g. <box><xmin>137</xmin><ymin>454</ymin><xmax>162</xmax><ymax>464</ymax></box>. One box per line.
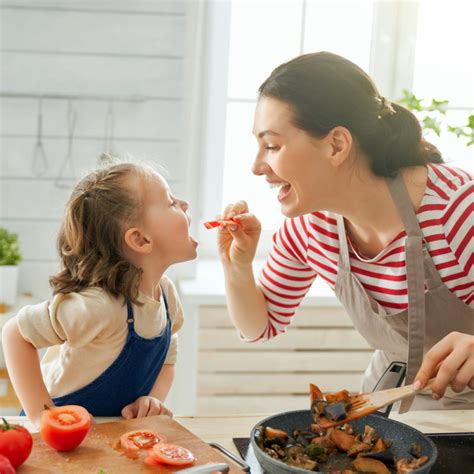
<box><xmin>124</xmin><ymin>227</ymin><xmax>152</xmax><ymax>255</ymax></box>
<box><xmin>328</xmin><ymin>126</ymin><xmax>353</xmax><ymax>167</ymax></box>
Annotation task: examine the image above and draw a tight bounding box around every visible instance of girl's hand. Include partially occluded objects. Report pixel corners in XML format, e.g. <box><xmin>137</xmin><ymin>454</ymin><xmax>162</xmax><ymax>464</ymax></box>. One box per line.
<box><xmin>414</xmin><ymin>331</ymin><xmax>474</xmax><ymax>399</ymax></box>
<box><xmin>121</xmin><ymin>396</ymin><xmax>173</xmax><ymax>419</ymax></box>
<box><xmin>217</xmin><ymin>200</ymin><xmax>262</xmax><ymax>266</ymax></box>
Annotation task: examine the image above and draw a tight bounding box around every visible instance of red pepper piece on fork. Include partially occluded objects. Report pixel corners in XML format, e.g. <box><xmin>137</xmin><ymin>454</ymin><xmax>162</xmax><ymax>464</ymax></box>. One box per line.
<box><xmin>203</xmin><ymin>217</ymin><xmax>237</xmax><ymax>230</ymax></box>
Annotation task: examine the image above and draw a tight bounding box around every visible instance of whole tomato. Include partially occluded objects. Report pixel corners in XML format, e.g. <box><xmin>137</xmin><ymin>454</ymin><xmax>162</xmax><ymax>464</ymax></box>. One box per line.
<box><xmin>0</xmin><ymin>417</ymin><xmax>33</xmax><ymax>468</ymax></box>
<box><xmin>0</xmin><ymin>454</ymin><xmax>15</xmax><ymax>474</ymax></box>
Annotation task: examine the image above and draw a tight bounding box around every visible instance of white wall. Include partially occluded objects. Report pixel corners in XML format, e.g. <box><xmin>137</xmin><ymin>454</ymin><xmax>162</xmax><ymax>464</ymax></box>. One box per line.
<box><xmin>0</xmin><ymin>0</ymin><xmax>198</xmax><ymax>298</ymax></box>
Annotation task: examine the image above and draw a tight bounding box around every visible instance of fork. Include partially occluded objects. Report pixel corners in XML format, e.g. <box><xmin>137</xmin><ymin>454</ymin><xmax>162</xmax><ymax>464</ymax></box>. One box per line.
<box><xmin>318</xmin><ymin>379</ymin><xmax>435</xmax><ymax>429</ymax></box>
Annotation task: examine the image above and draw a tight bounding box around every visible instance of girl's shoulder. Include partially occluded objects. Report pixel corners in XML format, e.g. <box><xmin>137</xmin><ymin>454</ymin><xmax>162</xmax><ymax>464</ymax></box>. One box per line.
<box><xmin>51</xmin><ymin>287</ymin><xmax>124</xmax><ymax>320</ymax></box>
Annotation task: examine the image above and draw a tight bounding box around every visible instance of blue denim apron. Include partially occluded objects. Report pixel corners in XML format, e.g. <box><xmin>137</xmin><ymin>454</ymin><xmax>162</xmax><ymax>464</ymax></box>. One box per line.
<box><xmin>23</xmin><ymin>289</ymin><xmax>172</xmax><ymax>417</ymax></box>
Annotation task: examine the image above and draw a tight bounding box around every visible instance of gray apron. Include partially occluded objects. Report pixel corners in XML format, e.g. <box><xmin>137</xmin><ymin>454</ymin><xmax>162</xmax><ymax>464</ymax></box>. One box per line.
<box><xmin>334</xmin><ymin>173</ymin><xmax>474</xmax><ymax>412</ymax></box>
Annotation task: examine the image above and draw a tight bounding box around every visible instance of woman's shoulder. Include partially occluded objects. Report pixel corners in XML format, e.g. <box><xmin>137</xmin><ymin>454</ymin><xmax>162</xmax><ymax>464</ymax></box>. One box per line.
<box><xmin>426</xmin><ymin>163</ymin><xmax>473</xmax><ymax>201</ymax></box>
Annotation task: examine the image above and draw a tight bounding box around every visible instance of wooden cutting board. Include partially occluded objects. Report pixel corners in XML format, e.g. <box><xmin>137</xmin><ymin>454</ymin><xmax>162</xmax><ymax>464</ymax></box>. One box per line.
<box><xmin>18</xmin><ymin>415</ymin><xmax>244</xmax><ymax>473</ymax></box>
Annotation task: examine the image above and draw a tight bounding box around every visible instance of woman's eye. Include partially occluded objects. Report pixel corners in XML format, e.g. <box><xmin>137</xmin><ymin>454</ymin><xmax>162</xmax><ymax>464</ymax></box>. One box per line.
<box><xmin>265</xmin><ymin>145</ymin><xmax>279</xmax><ymax>152</ymax></box>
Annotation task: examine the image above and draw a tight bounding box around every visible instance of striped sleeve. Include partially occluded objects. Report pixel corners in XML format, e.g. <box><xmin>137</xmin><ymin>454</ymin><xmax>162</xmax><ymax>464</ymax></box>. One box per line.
<box><xmin>441</xmin><ymin>181</ymin><xmax>474</xmax><ymax>278</ymax></box>
<box><xmin>253</xmin><ymin>216</ymin><xmax>317</xmax><ymax>342</ymax></box>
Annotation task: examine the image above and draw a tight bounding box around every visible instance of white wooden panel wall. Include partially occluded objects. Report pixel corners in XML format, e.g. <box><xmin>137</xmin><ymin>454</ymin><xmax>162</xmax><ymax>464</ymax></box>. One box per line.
<box><xmin>197</xmin><ymin>306</ymin><xmax>374</xmax><ymax>415</ymax></box>
<box><xmin>0</xmin><ymin>1</ymin><xmax>188</xmax><ymax>298</ymax></box>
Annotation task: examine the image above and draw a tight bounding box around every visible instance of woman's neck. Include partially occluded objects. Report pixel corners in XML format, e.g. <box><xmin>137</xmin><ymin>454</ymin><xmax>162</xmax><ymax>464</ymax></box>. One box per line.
<box><xmin>333</xmin><ymin>165</ymin><xmax>427</xmax><ymax>258</ymax></box>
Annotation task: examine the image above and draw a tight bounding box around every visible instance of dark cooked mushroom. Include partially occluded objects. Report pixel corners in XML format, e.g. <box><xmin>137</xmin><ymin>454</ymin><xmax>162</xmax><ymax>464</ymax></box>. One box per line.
<box><xmin>361</xmin><ymin>449</ymin><xmax>395</xmax><ymax>466</ymax></box>
<box><xmin>325</xmin><ymin>401</ymin><xmax>350</xmax><ymax>421</ymax></box>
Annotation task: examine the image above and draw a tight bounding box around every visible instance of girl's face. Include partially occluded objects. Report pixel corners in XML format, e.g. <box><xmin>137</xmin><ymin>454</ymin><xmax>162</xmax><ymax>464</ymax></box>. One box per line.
<box><xmin>252</xmin><ymin>96</ymin><xmax>340</xmax><ymax>217</ymax></box>
<box><xmin>140</xmin><ymin>172</ymin><xmax>198</xmax><ymax>265</ymax></box>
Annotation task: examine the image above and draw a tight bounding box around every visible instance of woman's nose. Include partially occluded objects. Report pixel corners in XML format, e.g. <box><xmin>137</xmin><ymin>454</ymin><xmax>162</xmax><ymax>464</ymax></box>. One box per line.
<box><xmin>252</xmin><ymin>152</ymin><xmax>268</xmax><ymax>176</ymax></box>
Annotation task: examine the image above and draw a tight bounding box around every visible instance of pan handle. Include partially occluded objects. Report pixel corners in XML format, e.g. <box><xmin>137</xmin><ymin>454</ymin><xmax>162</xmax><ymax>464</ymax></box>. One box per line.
<box><xmin>209</xmin><ymin>442</ymin><xmax>251</xmax><ymax>472</ymax></box>
<box><xmin>372</xmin><ymin>361</ymin><xmax>407</xmax><ymax>417</ymax></box>
<box><xmin>180</xmin><ymin>463</ymin><xmax>230</xmax><ymax>473</ymax></box>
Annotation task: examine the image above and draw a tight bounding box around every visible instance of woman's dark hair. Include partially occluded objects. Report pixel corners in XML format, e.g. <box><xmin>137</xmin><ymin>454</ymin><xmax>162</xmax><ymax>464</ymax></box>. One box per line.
<box><xmin>258</xmin><ymin>52</ymin><xmax>443</xmax><ymax>177</ymax></box>
<box><xmin>50</xmin><ymin>162</ymin><xmax>155</xmax><ymax>305</ymax></box>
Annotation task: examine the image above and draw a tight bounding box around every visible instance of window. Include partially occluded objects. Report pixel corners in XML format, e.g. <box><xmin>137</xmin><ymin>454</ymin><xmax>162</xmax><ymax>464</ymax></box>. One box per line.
<box><xmin>198</xmin><ymin>0</ymin><xmax>473</xmax><ymax>256</ymax></box>
<box><xmin>411</xmin><ymin>0</ymin><xmax>473</xmax><ymax>172</ymax></box>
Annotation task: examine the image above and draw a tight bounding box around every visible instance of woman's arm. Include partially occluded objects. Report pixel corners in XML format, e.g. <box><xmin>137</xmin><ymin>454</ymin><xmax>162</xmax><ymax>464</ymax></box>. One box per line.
<box><xmin>2</xmin><ymin>317</ymin><xmax>53</xmax><ymax>426</ymax></box>
<box><xmin>223</xmin><ymin>262</ymin><xmax>268</xmax><ymax>340</ymax></box>
<box><xmin>217</xmin><ymin>201</ymin><xmax>268</xmax><ymax>340</ymax></box>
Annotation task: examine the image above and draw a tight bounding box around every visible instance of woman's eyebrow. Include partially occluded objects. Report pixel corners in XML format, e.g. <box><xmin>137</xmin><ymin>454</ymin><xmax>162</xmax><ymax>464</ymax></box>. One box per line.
<box><xmin>254</xmin><ymin>130</ymin><xmax>280</xmax><ymax>138</ymax></box>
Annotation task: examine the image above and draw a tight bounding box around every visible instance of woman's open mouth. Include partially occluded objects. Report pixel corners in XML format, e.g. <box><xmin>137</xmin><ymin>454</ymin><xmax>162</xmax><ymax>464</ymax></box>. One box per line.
<box><xmin>269</xmin><ymin>181</ymin><xmax>292</xmax><ymax>202</ymax></box>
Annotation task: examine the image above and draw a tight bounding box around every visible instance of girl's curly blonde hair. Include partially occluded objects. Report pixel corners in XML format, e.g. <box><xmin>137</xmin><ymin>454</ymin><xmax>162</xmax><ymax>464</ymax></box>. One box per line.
<box><xmin>50</xmin><ymin>162</ymin><xmax>154</xmax><ymax>305</ymax></box>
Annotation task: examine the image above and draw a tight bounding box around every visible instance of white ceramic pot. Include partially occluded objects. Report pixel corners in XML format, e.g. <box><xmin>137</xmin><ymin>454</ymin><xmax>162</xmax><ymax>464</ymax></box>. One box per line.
<box><xmin>0</xmin><ymin>265</ymin><xmax>19</xmax><ymax>305</ymax></box>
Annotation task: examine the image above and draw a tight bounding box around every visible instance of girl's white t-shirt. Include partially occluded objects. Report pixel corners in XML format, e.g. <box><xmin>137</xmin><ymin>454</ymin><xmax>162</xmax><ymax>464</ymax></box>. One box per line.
<box><xmin>17</xmin><ymin>275</ymin><xmax>183</xmax><ymax>398</ymax></box>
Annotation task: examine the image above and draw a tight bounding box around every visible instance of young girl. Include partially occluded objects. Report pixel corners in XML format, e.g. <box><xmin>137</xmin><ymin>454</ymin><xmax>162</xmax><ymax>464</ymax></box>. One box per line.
<box><xmin>2</xmin><ymin>162</ymin><xmax>198</xmax><ymax>426</ymax></box>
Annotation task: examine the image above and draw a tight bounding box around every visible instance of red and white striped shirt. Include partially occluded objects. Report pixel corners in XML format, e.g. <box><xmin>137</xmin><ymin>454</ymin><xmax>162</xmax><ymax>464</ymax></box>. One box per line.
<box><xmin>256</xmin><ymin>164</ymin><xmax>474</xmax><ymax>341</ymax></box>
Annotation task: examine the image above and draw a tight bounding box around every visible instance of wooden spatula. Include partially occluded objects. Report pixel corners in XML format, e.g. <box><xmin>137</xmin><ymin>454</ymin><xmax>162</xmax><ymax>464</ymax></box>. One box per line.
<box><xmin>319</xmin><ymin>379</ymin><xmax>435</xmax><ymax>429</ymax></box>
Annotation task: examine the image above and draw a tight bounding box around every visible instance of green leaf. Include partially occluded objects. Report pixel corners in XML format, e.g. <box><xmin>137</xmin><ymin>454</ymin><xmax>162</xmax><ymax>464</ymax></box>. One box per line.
<box><xmin>427</xmin><ymin>98</ymin><xmax>449</xmax><ymax>114</ymax></box>
<box><xmin>397</xmin><ymin>89</ymin><xmax>423</xmax><ymax>111</ymax></box>
<box><xmin>422</xmin><ymin>116</ymin><xmax>442</xmax><ymax>136</ymax></box>
<box><xmin>0</xmin><ymin>228</ymin><xmax>22</xmax><ymax>265</ymax></box>
<box><xmin>466</xmin><ymin>114</ymin><xmax>474</xmax><ymax>129</ymax></box>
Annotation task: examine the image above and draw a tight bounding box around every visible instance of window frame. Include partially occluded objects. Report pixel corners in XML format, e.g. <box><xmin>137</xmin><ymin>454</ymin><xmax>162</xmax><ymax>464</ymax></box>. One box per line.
<box><xmin>196</xmin><ymin>0</ymin><xmax>468</xmax><ymax>258</ymax></box>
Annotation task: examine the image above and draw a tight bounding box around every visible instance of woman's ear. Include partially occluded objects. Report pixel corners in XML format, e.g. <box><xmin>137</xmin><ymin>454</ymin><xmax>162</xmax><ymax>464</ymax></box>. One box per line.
<box><xmin>328</xmin><ymin>126</ymin><xmax>353</xmax><ymax>167</ymax></box>
<box><xmin>124</xmin><ymin>227</ymin><xmax>152</xmax><ymax>255</ymax></box>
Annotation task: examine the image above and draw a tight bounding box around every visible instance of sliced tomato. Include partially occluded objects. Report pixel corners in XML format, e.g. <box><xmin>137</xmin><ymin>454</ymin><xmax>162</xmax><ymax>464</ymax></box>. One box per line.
<box><xmin>40</xmin><ymin>405</ymin><xmax>91</xmax><ymax>452</ymax></box>
<box><xmin>203</xmin><ymin>217</ymin><xmax>237</xmax><ymax>229</ymax></box>
<box><xmin>120</xmin><ymin>430</ymin><xmax>165</xmax><ymax>452</ymax></box>
<box><xmin>149</xmin><ymin>443</ymin><xmax>196</xmax><ymax>466</ymax></box>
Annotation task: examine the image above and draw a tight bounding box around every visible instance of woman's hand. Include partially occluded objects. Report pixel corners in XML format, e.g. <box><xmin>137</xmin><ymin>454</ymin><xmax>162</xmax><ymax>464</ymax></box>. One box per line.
<box><xmin>217</xmin><ymin>200</ymin><xmax>262</xmax><ymax>267</ymax></box>
<box><xmin>414</xmin><ymin>331</ymin><xmax>474</xmax><ymax>399</ymax></box>
<box><xmin>121</xmin><ymin>396</ymin><xmax>173</xmax><ymax>419</ymax></box>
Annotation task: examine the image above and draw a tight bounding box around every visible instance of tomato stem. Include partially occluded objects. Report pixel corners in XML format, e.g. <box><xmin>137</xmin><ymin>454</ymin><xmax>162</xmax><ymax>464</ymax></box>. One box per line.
<box><xmin>1</xmin><ymin>417</ymin><xmax>15</xmax><ymax>431</ymax></box>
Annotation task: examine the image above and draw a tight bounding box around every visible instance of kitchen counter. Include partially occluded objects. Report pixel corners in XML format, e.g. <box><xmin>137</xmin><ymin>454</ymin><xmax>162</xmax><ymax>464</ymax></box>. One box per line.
<box><xmin>5</xmin><ymin>410</ymin><xmax>473</xmax><ymax>456</ymax></box>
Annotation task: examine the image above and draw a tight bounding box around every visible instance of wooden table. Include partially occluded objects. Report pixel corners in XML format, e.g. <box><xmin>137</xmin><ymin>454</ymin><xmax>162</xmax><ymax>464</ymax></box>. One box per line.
<box><xmin>5</xmin><ymin>410</ymin><xmax>473</xmax><ymax>456</ymax></box>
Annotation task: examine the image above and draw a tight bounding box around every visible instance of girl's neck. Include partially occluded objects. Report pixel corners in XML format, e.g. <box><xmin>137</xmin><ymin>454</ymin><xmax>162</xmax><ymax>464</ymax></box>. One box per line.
<box><xmin>139</xmin><ymin>265</ymin><xmax>167</xmax><ymax>302</ymax></box>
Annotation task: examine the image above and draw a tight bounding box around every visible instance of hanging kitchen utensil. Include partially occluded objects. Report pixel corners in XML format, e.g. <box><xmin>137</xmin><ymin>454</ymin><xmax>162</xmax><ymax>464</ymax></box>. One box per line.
<box><xmin>31</xmin><ymin>97</ymin><xmax>49</xmax><ymax>176</ymax></box>
<box><xmin>98</xmin><ymin>100</ymin><xmax>115</xmax><ymax>165</ymax></box>
<box><xmin>55</xmin><ymin>99</ymin><xmax>77</xmax><ymax>189</ymax></box>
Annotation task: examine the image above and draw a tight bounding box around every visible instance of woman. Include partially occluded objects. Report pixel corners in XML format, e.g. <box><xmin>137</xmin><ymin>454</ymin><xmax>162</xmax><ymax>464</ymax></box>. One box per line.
<box><xmin>218</xmin><ymin>52</ymin><xmax>473</xmax><ymax>410</ymax></box>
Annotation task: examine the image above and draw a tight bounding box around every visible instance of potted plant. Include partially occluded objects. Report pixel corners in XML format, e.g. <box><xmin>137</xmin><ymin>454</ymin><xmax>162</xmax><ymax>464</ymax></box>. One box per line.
<box><xmin>0</xmin><ymin>227</ymin><xmax>22</xmax><ymax>306</ymax></box>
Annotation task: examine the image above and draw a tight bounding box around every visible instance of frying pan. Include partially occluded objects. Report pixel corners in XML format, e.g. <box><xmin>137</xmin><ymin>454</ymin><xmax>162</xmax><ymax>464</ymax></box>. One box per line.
<box><xmin>250</xmin><ymin>410</ymin><xmax>437</xmax><ymax>473</ymax></box>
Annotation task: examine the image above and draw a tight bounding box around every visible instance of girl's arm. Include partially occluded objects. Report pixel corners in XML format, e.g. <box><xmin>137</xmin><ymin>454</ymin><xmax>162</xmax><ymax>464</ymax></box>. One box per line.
<box><xmin>121</xmin><ymin>364</ymin><xmax>175</xmax><ymax>418</ymax></box>
<box><xmin>148</xmin><ymin>363</ymin><xmax>175</xmax><ymax>401</ymax></box>
<box><xmin>2</xmin><ymin>317</ymin><xmax>53</xmax><ymax>426</ymax></box>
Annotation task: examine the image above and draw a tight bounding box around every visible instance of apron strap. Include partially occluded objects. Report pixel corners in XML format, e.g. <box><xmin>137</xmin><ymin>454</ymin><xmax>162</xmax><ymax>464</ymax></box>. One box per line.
<box><xmin>336</xmin><ymin>214</ymin><xmax>351</xmax><ymax>270</ymax></box>
<box><xmin>387</xmin><ymin>173</ymin><xmax>426</xmax><ymax>413</ymax></box>
<box><xmin>126</xmin><ymin>300</ymin><xmax>134</xmax><ymax>326</ymax></box>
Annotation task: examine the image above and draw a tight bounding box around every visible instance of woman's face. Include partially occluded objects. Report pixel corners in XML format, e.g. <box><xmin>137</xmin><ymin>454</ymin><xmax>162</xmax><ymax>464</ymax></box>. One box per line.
<box><xmin>252</xmin><ymin>96</ymin><xmax>338</xmax><ymax>217</ymax></box>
